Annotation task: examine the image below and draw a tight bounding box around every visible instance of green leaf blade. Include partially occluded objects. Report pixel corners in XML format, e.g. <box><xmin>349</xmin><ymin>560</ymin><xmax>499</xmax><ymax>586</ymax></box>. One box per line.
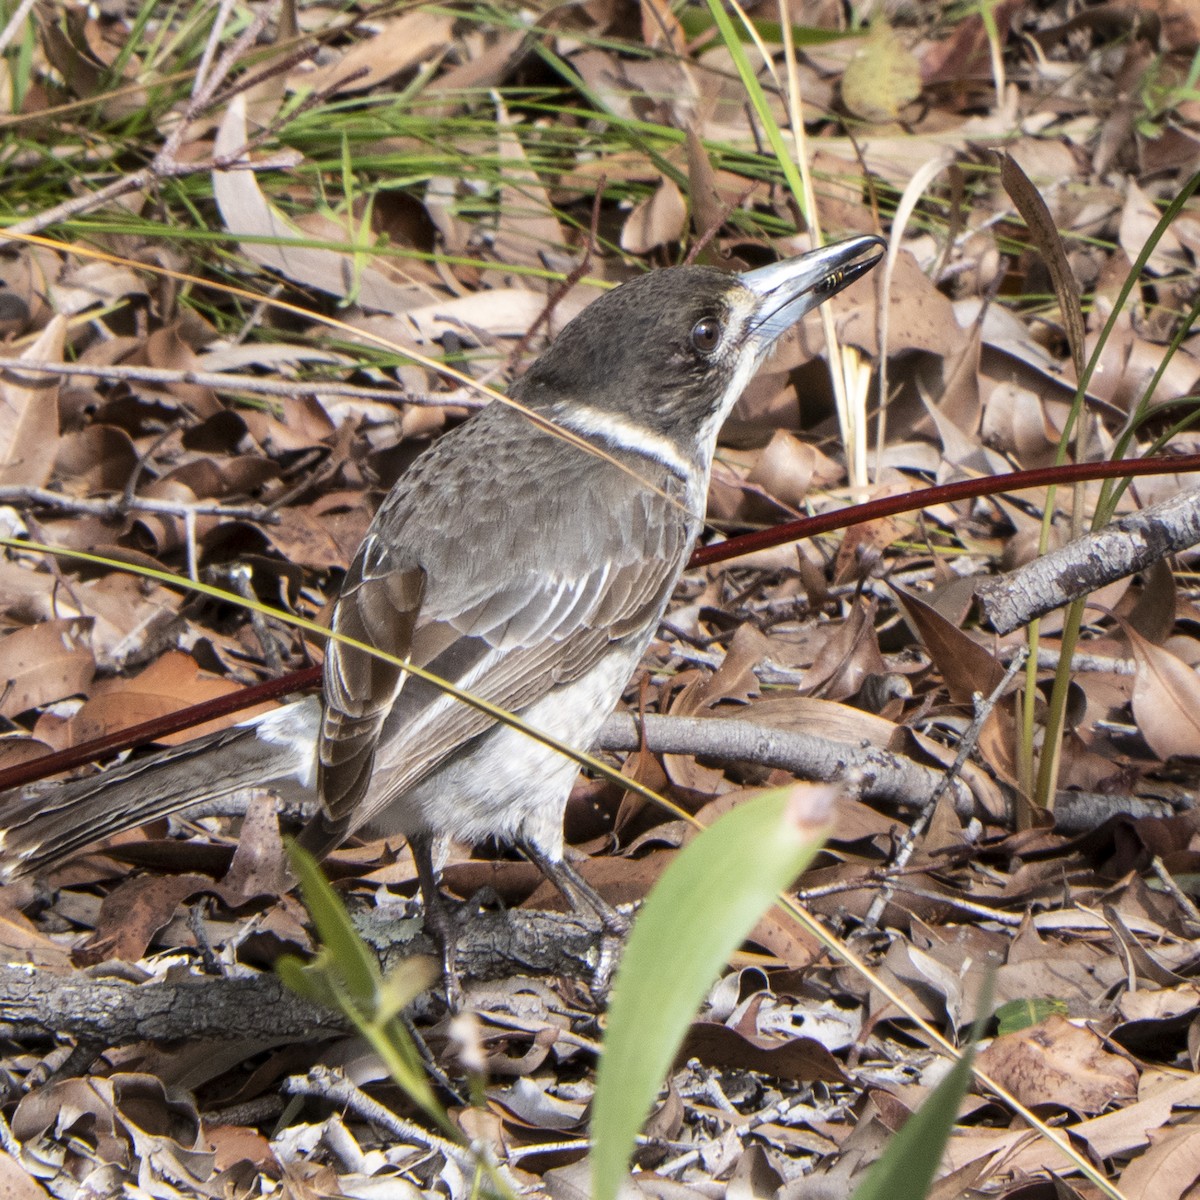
<box><xmin>287</xmin><ymin>840</ymin><xmax>381</xmax><ymax>1004</ymax></box>
<box><xmin>849</xmin><ymin>980</ymin><xmax>992</xmax><ymax>1200</ymax></box>
<box><xmin>591</xmin><ymin>784</ymin><xmax>835</xmax><ymax>1200</ymax></box>
<box><xmin>847</xmin><ymin>1043</ymin><xmax>977</xmax><ymax>1200</ymax></box>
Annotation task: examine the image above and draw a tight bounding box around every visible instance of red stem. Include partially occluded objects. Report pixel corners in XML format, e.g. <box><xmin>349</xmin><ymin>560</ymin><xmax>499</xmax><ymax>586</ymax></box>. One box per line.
<box><xmin>693</xmin><ymin>452</ymin><xmax>1200</xmax><ymax>565</ymax></box>
<box><xmin>4</xmin><ymin>453</ymin><xmax>1198</xmax><ymax>794</ymax></box>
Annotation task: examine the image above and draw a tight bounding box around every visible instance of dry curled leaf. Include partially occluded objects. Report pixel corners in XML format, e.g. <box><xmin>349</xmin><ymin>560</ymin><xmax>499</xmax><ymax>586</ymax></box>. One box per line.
<box><xmin>1128</xmin><ymin>626</ymin><xmax>1200</xmax><ymax>760</ymax></box>
<box><xmin>0</xmin><ymin>315</ymin><xmax>66</xmax><ymax>488</ymax></box>
<box><xmin>621</xmin><ymin>176</ymin><xmax>687</xmax><ymax>254</ymax></box>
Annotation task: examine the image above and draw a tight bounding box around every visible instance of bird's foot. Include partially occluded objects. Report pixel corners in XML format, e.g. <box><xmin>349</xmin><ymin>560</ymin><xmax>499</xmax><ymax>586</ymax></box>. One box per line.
<box><xmin>409</xmin><ymin>833</ymin><xmax>468</xmax><ymax>1010</ymax></box>
<box><xmin>591</xmin><ymin>922</ymin><xmax>627</xmax><ymax>999</ymax></box>
<box><xmin>520</xmin><ymin>841</ymin><xmax>631</xmax><ymax>998</ymax></box>
<box><xmin>420</xmin><ymin>887</ymin><xmax>466</xmax><ymax>1011</ymax></box>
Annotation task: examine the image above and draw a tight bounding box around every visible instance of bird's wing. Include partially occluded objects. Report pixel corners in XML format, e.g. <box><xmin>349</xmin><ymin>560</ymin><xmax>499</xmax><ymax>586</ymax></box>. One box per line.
<box><xmin>318</xmin><ymin>475</ymin><xmax>693</xmax><ymax>832</ymax></box>
<box><xmin>318</xmin><ymin>551</ymin><xmax>424</xmax><ymax>823</ymax></box>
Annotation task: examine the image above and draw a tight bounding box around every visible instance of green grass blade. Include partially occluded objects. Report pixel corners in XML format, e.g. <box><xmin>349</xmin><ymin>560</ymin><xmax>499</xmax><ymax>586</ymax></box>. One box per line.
<box><xmin>702</xmin><ymin>0</ymin><xmax>806</xmax><ymax>218</ymax></box>
<box><xmin>848</xmin><ymin>1041</ymin><xmax>977</xmax><ymax>1200</ymax></box>
<box><xmin>678</xmin><ymin>7</ymin><xmax>853</xmax><ymax>46</ymax></box>
<box><xmin>287</xmin><ymin>840</ymin><xmax>380</xmax><ymax>1005</ymax></box>
<box><xmin>849</xmin><ymin>979</ymin><xmax>992</xmax><ymax>1200</ymax></box>
<box><xmin>590</xmin><ymin>784</ymin><xmax>834</xmax><ymax>1200</ymax></box>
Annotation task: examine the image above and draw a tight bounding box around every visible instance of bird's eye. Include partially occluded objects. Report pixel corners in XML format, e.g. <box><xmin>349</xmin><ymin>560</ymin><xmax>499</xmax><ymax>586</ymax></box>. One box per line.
<box><xmin>691</xmin><ymin>317</ymin><xmax>721</xmax><ymax>353</ymax></box>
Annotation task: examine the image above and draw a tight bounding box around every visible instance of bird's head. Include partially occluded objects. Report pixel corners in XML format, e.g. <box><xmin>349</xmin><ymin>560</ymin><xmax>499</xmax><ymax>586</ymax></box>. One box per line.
<box><xmin>518</xmin><ymin>235</ymin><xmax>886</xmax><ymax>456</ymax></box>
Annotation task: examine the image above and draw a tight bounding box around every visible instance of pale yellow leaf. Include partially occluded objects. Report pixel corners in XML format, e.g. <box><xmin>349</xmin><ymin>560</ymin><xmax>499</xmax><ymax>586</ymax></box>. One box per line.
<box><xmin>841</xmin><ymin>19</ymin><xmax>921</xmax><ymax>123</ymax></box>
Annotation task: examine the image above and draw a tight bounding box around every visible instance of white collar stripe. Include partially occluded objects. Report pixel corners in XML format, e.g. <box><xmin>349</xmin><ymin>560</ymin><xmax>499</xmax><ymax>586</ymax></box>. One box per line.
<box><xmin>551</xmin><ymin>404</ymin><xmax>692</xmax><ymax>478</ymax></box>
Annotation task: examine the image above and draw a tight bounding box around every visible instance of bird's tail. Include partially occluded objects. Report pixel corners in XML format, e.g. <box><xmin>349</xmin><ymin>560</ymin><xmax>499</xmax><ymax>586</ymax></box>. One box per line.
<box><xmin>0</xmin><ymin>695</ymin><xmax>321</xmax><ymax>880</ymax></box>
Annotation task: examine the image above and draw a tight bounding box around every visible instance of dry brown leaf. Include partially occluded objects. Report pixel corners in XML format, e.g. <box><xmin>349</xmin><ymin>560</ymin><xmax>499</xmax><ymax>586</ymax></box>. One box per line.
<box><xmin>570</xmin><ymin>49</ymin><xmax>697</xmax><ymax>130</ymax></box>
<box><xmin>54</xmin><ymin>425</ymin><xmax>139</xmax><ymax>494</ymax></box>
<box><xmin>893</xmin><ymin>586</ymin><xmax>1006</xmax><ymax>705</ymax></box>
<box><xmin>638</xmin><ymin>0</ymin><xmax>687</xmax><ymax>54</ymax></box>
<box><xmin>1120</xmin><ymin>179</ymin><xmax>1186</xmax><ymax>275</ymax></box>
<box><xmin>1002</xmin><ymin>153</ymin><xmax>1087</xmax><ymax>379</ymax></box>
<box><xmin>0</xmin><ymin>735</ymin><xmax>57</xmax><ymax>774</ymax></box>
<box><xmin>206</xmin><ymin>1123</ymin><xmax>280</xmax><ymax>1177</ymax></box>
<box><xmin>493</xmin><ymin>98</ymin><xmax>567</xmax><ymax>269</ymax></box>
<box><xmin>1128</xmin><ymin>558</ymin><xmax>1178</xmax><ymax>645</ymax></box>
<box><xmin>682</xmin><ymin>1021</ymin><xmax>847</xmax><ymax>1083</ymax></box>
<box><xmin>1118</xmin><ymin>1121</ymin><xmax>1200</xmax><ymax>1200</ymax></box>
<box><xmin>212</xmin><ymin>96</ymin><xmax>425</xmax><ymax>312</ymax></box>
<box><xmin>11</xmin><ymin>1074</ymin><xmax>210</xmax><ymax>1188</ymax></box>
<box><xmin>733</xmin><ymin>695</ymin><xmax>898</xmax><ymax>749</ymax></box>
<box><xmin>0</xmin><ymin>315</ymin><xmax>65</xmax><ymax>488</ymax></box>
<box><xmin>1128</xmin><ymin>626</ymin><xmax>1200</xmax><ymax>760</ymax></box>
<box><xmin>743</xmin><ymin>431</ymin><xmax>833</xmax><ymax>510</ymax></box>
<box><xmin>621</xmin><ymin>176</ymin><xmax>687</xmax><ymax>254</ymax></box>
<box><xmin>0</xmin><ymin>616</ymin><xmax>94</xmax><ymax>719</ymax></box>
<box><xmin>293</xmin><ymin>10</ymin><xmax>453</xmax><ymax>96</ymax></box>
<box><xmin>836</xmin><ymin>249</ymin><xmax>957</xmax><ymax>358</ymax></box>
<box><xmin>423</xmin><ymin>30</ymin><xmax>527</xmax><ymax>115</ymax></box>
<box><xmin>134</xmin><ymin>326</ymin><xmax>222</xmax><ymax>414</ymax></box>
<box><xmin>975</xmin><ymin>1013</ymin><xmax>1138</xmax><ymax>1114</ymax></box>
<box><xmin>671</xmin><ymin>625</ymin><xmax>767</xmax><ymax>717</ymax></box>
<box><xmin>156</xmin><ymin>454</ymin><xmax>279</xmax><ymax>500</ymax></box>
<box><xmin>67</xmin><ymin>651</ymin><xmax>274</xmax><ymax>747</ymax></box>
<box><xmin>0</xmin><ymin>1150</ymin><xmax>53</xmax><ymax>1199</ymax></box>
<box><xmin>686</xmin><ymin>125</ymin><xmax>727</xmax><ymax>242</ymax></box>
<box><xmin>220</xmin><ymin>794</ymin><xmax>289</xmax><ymax>901</ymax></box>
<box><xmin>48</xmin><ymin>261</ymin><xmax>149</xmax><ymax>316</ymax></box>
<box><xmin>77</xmin><ymin>872</ymin><xmax>214</xmax><ymax>964</ymax></box>
<box><xmin>350</xmin><ymin>285</ymin><xmax>593</xmax><ymax>351</ymax></box>
<box><xmin>943</xmin><ymin>1073</ymin><xmax>1200</xmax><ymax>1176</ymax></box>
<box><xmin>801</xmin><ymin>598</ymin><xmax>889</xmax><ymax>701</ymax></box>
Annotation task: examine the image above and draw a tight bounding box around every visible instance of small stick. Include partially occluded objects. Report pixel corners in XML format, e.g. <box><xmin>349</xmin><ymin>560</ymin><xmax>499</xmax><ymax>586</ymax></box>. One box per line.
<box><xmin>859</xmin><ymin>647</ymin><xmax>1029</xmax><ymax>932</ymax></box>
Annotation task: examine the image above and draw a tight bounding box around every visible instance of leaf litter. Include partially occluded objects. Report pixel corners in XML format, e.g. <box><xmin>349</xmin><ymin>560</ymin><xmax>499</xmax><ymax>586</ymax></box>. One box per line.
<box><xmin>0</xmin><ymin>0</ymin><xmax>1198</xmax><ymax>1197</ymax></box>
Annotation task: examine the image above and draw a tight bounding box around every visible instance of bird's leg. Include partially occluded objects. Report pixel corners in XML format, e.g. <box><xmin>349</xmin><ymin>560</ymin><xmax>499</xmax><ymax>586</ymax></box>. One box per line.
<box><xmin>520</xmin><ymin>841</ymin><xmax>630</xmax><ymax>995</ymax></box>
<box><xmin>523</xmin><ymin>844</ymin><xmax>630</xmax><ymax>934</ymax></box>
<box><xmin>409</xmin><ymin>832</ymin><xmax>464</xmax><ymax>1010</ymax></box>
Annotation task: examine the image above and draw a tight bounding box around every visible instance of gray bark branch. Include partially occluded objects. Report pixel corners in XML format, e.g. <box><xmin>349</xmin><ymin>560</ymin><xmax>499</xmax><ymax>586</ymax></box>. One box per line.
<box><xmin>596</xmin><ymin>712</ymin><xmax>978</xmax><ymax>814</ymax></box>
<box><xmin>976</xmin><ymin>485</ymin><xmax>1200</xmax><ymax>634</ymax></box>
<box><xmin>0</xmin><ymin>909</ymin><xmax>600</xmax><ymax>1045</ymax></box>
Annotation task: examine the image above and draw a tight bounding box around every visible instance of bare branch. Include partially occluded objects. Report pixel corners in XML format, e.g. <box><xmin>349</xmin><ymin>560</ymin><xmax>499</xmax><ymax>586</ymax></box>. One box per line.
<box><xmin>0</xmin><ymin>908</ymin><xmax>601</xmax><ymax>1045</ymax></box>
<box><xmin>0</xmin><ymin>486</ymin><xmax>278</xmax><ymax>524</ymax></box>
<box><xmin>0</xmin><ymin>356</ymin><xmax>482</xmax><ymax>409</ymax></box>
<box><xmin>977</xmin><ymin>486</ymin><xmax>1200</xmax><ymax>634</ymax></box>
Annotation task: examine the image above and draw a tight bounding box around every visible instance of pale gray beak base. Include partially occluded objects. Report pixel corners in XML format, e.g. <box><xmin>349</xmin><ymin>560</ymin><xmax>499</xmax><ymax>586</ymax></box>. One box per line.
<box><xmin>740</xmin><ymin>234</ymin><xmax>887</xmax><ymax>348</ymax></box>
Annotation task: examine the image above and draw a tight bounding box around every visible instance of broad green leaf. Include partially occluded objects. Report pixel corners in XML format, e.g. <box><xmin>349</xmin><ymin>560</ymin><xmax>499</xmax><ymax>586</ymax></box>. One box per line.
<box><xmin>677</xmin><ymin>7</ymin><xmax>854</xmax><ymax>46</ymax></box>
<box><xmin>275</xmin><ymin>949</ymin><xmax>344</xmax><ymax>1009</ymax></box>
<box><xmin>278</xmin><ymin>846</ymin><xmax>443</xmax><ymax>1124</ymax></box>
<box><xmin>994</xmin><ymin>997</ymin><xmax>1067</xmax><ymax>1036</ymax></box>
<box><xmin>378</xmin><ymin>957</ymin><xmax>441</xmax><ymax>1025</ymax></box>
<box><xmin>591</xmin><ymin>784</ymin><xmax>834</xmax><ymax>1200</ymax></box>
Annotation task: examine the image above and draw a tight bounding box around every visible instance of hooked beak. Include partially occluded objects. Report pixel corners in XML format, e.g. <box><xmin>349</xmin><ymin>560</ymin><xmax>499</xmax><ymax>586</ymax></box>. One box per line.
<box><xmin>740</xmin><ymin>234</ymin><xmax>886</xmax><ymax>351</ymax></box>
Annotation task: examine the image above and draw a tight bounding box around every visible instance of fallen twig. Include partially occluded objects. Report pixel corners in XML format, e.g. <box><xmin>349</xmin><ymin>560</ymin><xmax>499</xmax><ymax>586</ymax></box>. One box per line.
<box><xmin>976</xmin><ymin>486</ymin><xmax>1200</xmax><ymax>634</ymax></box>
<box><xmin>0</xmin><ymin>486</ymin><xmax>278</xmax><ymax>524</ymax></box>
<box><xmin>0</xmin><ymin>909</ymin><xmax>601</xmax><ymax>1045</ymax></box>
<box><xmin>0</xmin><ymin>356</ymin><xmax>483</xmax><ymax>409</ymax></box>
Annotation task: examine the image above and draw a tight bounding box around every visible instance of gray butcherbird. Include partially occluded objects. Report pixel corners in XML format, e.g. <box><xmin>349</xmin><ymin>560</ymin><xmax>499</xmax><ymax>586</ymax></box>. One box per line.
<box><xmin>0</xmin><ymin>236</ymin><xmax>884</xmax><ymax>984</ymax></box>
